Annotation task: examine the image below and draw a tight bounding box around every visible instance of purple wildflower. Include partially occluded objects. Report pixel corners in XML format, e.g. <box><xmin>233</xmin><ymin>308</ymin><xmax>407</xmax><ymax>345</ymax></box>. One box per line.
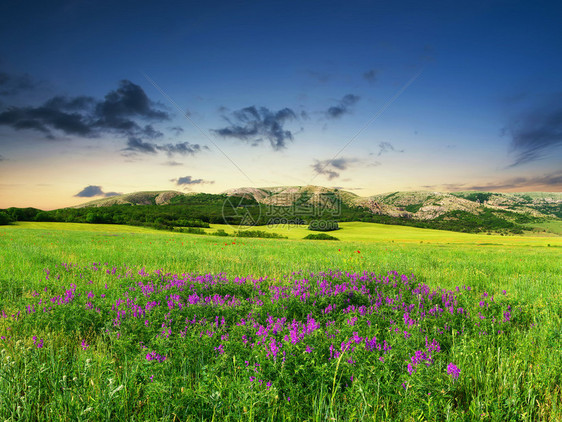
<box><xmin>447</xmin><ymin>363</ymin><xmax>460</xmax><ymax>381</ymax></box>
<box><xmin>407</xmin><ymin>363</ymin><xmax>415</xmax><ymax>375</ymax></box>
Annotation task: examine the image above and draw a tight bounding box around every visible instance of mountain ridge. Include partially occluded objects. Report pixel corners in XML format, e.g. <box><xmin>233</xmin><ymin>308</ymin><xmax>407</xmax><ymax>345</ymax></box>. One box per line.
<box><xmin>73</xmin><ymin>186</ymin><xmax>562</xmax><ymax>221</ymax></box>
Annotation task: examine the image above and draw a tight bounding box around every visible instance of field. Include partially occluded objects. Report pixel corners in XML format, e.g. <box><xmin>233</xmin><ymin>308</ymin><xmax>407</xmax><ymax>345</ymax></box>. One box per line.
<box><xmin>0</xmin><ymin>222</ymin><xmax>561</xmax><ymax>420</ymax></box>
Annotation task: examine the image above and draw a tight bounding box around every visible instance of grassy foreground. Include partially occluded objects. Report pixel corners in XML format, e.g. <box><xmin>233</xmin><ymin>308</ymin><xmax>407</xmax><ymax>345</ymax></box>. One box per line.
<box><xmin>0</xmin><ymin>222</ymin><xmax>561</xmax><ymax>421</ymax></box>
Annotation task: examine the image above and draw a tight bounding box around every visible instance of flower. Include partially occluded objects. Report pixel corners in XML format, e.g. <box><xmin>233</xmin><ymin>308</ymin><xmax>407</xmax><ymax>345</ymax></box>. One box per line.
<box><xmin>447</xmin><ymin>363</ymin><xmax>460</xmax><ymax>381</ymax></box>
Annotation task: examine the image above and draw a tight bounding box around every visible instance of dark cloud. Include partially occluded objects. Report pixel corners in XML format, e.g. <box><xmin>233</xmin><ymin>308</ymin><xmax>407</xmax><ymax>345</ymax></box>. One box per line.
<box><xmin>505</xmin><ymin>94</ymin><xmax>562</xmax><ymax>167</ymax></box>
<box><xmin>93</xmin><ymin>80</ymin><xmax>169</xmax><ymax>133</ymax></box>
<box><xmin>0</xmin><ymin>154</ymin><xmax>6</xmax><ymax>162</ymax></box>
<box><xmin>363</xmin><ymin>69</ymin><xmax>378</xmax><ymax>83</ymax></box>
<box><xmin>171</xmin><ymin>175</ymin><xmax>214</xmax><ymax>186</ymax></box>
<box><xmin>124</xmin><ymin>137</ymin><xmax>158</xmax><ymax>154</ymax></box>
<box><xmin>326</xmin><ymin>94</ymin><xmax>360</xmax><ymax>119</ymax></box>
<box><xmin>0</xmin><ymin>104</ymin><xmax>94</xmax><ymax>137</ymax></box>
<box><xmin>377</xmin><ymin>141</ymin><xmax>404</xmax><ymax>156</ymax></box>
<box><xmin>424</xmin><ymin>171</ymin><xmax>562</xmax><ymax>192</ymax></box>
<box><xmin>0</xmin><ymin>79</ymin><xmax>170</xmax><ymax>141</ymax></box>
<box><xmin>169</xmin><ymin>126</ymin><xmax>184</xmax><ymax>136</ymax></box>
<box><xmin>0</xmin><ymin>71</ymin><xmax>37</xmax><ymax>96</ymax></box>
<box><xmin>140</xmin><ymin>124</ymin><xmax>164</xmax><ymax>139</ymax></box>
<box><xmin>311</xmin><ymin>157</ymin><xmax>360</xmax><ymax>180</ymax></box>
<box><xmin>123</xmin><ymin>137</ymin><xmax>207</xmax><ymax>157</ymax></box>
<box><xmin>74</xmin><ymin>185</ymin><xmax>122</xmax><ymax>198</ymax></box>
<box><xmin>158</xmin><ymin>142</ymin><xmax>207</xmax><ymax>157</ymax></box>
<box><xmin>43</xmin><ymin>95</ymin><xmax>96</xmax><ymax>111</ymax></box>
<box><xmin>212</xmin><ymin>106</ymin><xmax>298</xmax><ymax>150</ymax></box>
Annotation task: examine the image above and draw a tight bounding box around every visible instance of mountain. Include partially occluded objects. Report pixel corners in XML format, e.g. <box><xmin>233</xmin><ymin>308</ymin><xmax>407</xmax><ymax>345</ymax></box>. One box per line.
<box><xmin>73</xmin><ymin>191</ymin><xmax>192</xmax><ymax>207</ymax></box>
<box><xmin>4</xmin><ymin>186</ymin><xmax>559</xmax><ymax>235</ymax></box>
<box><xmin>74</xmin><ymin>186</ymin><xmax>562</xmax><ymax>220</ymax></box>
<box><xmin>223</xmin><ymin>186</ymin><xmax>562</xmax><ymax>220</ymax></box>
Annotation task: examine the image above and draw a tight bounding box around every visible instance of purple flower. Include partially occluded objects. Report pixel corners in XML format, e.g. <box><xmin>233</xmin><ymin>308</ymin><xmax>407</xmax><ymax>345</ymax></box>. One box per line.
<box><xmin>33</xmin><ymin>336</ymin><xmax>44</xmax><ymax>348</ymax></box>
<box><xmin>407</xmin><ymin>363</ymin><xmax>415</xmax><ymax>375</ymax></box>
<box><xmin>81</xmin><ymin>339</ymin><xmax>89</xmax><ymax>350</ymax></box>
<box><xmin>447</xmin><ymin>363</ymin><xmax>460</xmax><ymax>381</ymax></box>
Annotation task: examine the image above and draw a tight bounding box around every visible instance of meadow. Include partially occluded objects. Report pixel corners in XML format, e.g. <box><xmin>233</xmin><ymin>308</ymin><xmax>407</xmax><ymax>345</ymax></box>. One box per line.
<box><xmin>0</xmin><ymin>222</ymin><xmax>560</xmax><ymax>421</ymax></box>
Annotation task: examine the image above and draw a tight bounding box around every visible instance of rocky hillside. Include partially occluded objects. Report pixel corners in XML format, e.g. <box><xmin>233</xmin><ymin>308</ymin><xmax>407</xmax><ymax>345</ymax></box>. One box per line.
<box><xmin>224</xmin><ymin>186</ymin><xmax>562</xmax><ymax>220</ymax></box>
<box><xmin>73</xmin><ymin>191</ymin><xmax>193</xmax><ymax>208</ymax></box>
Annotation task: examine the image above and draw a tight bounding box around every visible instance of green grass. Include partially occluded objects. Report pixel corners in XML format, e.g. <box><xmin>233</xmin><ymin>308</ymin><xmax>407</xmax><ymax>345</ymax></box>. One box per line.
<box><xmin>0</xmin><ymin>222</ymin><xmax>561</xmax><ymax>420</ymax></box>
<box><xmin>524</xmin><ymin>220</ymin><xmax>562</xmax><ymax>236</ymax></box>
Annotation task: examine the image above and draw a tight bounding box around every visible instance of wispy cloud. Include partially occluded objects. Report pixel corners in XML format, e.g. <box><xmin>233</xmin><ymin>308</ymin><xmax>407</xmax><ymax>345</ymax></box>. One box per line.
<box><xmin>424</xmin><ymin>171</ymin><xmax>562</xmax><ymax>192</ymax></box>
<box><xmin>311</xmin><ymin>157</ymin><xmax>361</xmax><ymax>180</ymax></box>
<box><xmin>0</xmin><ymin>71</ymin><xmax>37</xmax><ymax>96</ymax></box>
<box><xmin>162</xmin><ymin>160</ymin><xmax>183</xmax><ymax>166</ymax></box>
<box><xmin>363</xmin><ymin>69</ymin><xmax>378</xmax><ymax>83</ymax></box>
<box><xmin>376</xmin><ymin>141</ymin><xmax>404</xmax><ymax>156</ymax></box>
<box><xmin>122</xmin><ymin>137</ymin><xmax>207</xmax><ymax>157</ymax></box>
<box><xmin>169</xmin><ymin>126</ymin><xmax>184</xmax><ymax>136</ymax></box>
<box><xmin>171</xmin><ymin>175</ymin><xmax>214</xmax><ymax>186</ymax></box>
<box><xmin>307</xmin><ymin>70</ymin><xmax>332</xmax><ymax>83</ymax></box>
<box><xmin>212</xmin><ymin>106</ymin><xmax>299</xmax><ymax>150</ymax></box>
<box><xmin>74</xmin><ymin>185</ymin><xmax>121</xmax><ymax>198</ymax></box>
<box><xmin>325</xmin><ymin>94</ymin><xmax>360</xmax><ymax>119</ymax></box>
<box><xmin>504</xmin><ymin>93</ymin><xmax>562</xmax><ymax>166</ymax></box>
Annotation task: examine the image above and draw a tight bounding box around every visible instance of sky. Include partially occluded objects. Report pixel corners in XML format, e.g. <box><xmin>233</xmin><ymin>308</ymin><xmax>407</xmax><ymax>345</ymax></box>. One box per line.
<box><xmin>0</xmin><ymin>0</ymin><xmax>561</xmax><ymax>210</ymax></box>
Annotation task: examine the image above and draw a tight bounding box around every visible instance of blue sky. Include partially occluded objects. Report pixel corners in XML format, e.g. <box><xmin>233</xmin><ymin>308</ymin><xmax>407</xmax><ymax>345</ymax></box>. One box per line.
<box><xmin>0</xmin><ymin>0</ymin><xmax>561</xmax><ymax>209</ymax></box>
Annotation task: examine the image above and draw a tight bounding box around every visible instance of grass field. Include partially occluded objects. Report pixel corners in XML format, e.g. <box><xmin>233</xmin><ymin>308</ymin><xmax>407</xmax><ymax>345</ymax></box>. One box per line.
<box><xmin>0</xmin><ymin>222</ymin><xmax>561</xmax><ymax>420</ymax></box>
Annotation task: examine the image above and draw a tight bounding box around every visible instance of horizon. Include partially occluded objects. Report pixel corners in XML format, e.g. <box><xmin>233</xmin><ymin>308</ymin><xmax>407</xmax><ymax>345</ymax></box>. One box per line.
<box><xmin>1</xmin><ymin>1</ymin><xmax>561</xmax><ymax>210</ymax></box>
<box><xmin>16</xmin><ymin>185</ymin><xmax>562</xmax><ymax>212</ymax></box>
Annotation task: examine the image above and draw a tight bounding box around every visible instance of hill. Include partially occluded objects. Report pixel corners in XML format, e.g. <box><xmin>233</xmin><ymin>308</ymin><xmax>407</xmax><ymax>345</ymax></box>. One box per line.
<box><xmin>224</xmin><ymin>186</ymin><xmax>562</xmax><ymax>220</ymax></box>
<box><xmin>73</xmin><ymin>191</ymin><xmax>191</xmax><ymax>207</ymax></box>
<box><xmin>1</xmin><ymin>186</ymin><xmax>561</xmax><ymax>235</ymax></box>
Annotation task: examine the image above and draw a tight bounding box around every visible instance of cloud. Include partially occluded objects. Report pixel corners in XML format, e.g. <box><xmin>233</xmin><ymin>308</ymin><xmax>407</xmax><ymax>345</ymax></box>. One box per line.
<box><xmin>93</xmin><ymin>80</ymin><xmax>169</xmax><ymax>132</ymax></box>
<box><xmin>74</xmin><ymin>185</ymin><xmax>122</xmax><ymax>198</ymax></box>
<box><xmin>158</xmin><ymin>142</ymin><xmax>207</xmax><ymax>157</ymax></box>
<box><xmin>171</xmin><ymin>175</ymin><xmax>214</xmax><ymax>186</ymax></box>
<box><xmin>123</xmin><ymin>137</ymin><xmax>158</xmax><ymax>154</ymax></box>
<box><xmin>423</xmin><ymin>171</ymin><xmax>562</xmax><ymax>192</ymax></box>
<box><xmin>169</xmin><ymin>126</ymin><xmax>184</xmax><ymax>136</ymax></box>
<box><xmin>311</xmin><ymin>157</ymin><xmax>360</xmax><ymax>180</ymax></box>
<box><xmin>162</xmin><ymin>160</ymin><xmax>183</xmax><ymax>166</ymax></box>
<box><xmin>363</xmin><ymin>69</ymin><xmax>378</xmax><ymax>83</ymax></box>
<box><xmin>307</xmin><ymin>70</ymin><xmax>332</xmax><ymax>83</ymax></box>
<box><xmin>377</xmin><ymin>141</ymin><xmax>404</xmax><ymax>156</ymax></box>
<box><xmin>0</xmin><ymin>79</ymin><xmax>170</xmax><ymax>141</ymax></box>
<box><xmin>212</xmin><ymin>106</ymin><xmax>298</xmax><ymax>150</ymax></box>
<box><xmin>123</xmin><ymin>137</ymin><xmax>207</xmax><ymax>157</ymax></box>
<box><xmin>505</xmin><ymin>93</ymin><xmax>562</xmax><ymax>166</ymax></box>
<box><xmin>326</xmin><ymin>94</ymin><xmax>360</xmax><ymax>119</ymax></box>
<box><xmin>0</xmin><ymin>71</ymin><xmax>37</xmax><ymax>96</ymax></box>
<box><xmin>0</xmin><ymin>154</ymin><xmax>6</xmax><ymax>162</ymax></box>
<box><xmin>0</xmin><ymin>102</ymin><xmax>95</xmax><ymax>137</ymax></box>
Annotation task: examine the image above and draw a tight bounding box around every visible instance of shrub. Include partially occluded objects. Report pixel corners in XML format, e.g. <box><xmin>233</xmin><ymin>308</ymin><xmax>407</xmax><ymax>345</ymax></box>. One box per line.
<box><xmin>303</xmin><ymin>233</ymin><xmax>339</xmax><ymax>240</ymax></box>
<box><xmin>0</xmin><ymin>211</ymin><xmax>11</xmax><ymax>225</ymax></box>
<box><xmin>234</xmin><ymin>230</ymin><xmax>287</xmax><ymax>239</ymax></box>
<box><xmin>212</xmin><ymin>229</ymin><xmax>230</xmax><ymax>237</ymax></box>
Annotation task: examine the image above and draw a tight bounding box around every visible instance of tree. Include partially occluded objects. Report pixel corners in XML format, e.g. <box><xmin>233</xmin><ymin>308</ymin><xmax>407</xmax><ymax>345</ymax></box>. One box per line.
<box><xmin>0</xmin><ymin>212</ymin><xmax>11</xmax><ymax>225</ymax></box>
